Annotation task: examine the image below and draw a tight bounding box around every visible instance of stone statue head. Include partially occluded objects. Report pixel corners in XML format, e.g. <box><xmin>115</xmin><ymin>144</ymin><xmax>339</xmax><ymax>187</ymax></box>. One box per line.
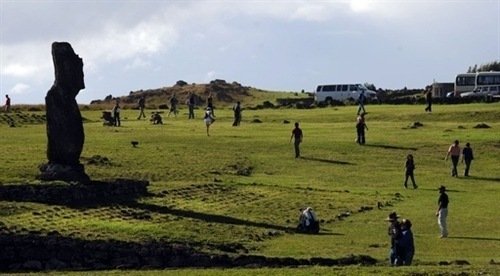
<box><xmin>52</xmin><ymin>42</ymin><xmax>85</xmax><ymax>93</ymax></box>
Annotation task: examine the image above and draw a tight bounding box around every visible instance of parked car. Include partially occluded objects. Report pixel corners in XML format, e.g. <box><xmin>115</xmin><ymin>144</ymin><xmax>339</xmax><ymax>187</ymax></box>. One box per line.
<box><xmin>460</xmin><ymin>86</ymin><xmax>500</xmax><ymax>98</ymax></box>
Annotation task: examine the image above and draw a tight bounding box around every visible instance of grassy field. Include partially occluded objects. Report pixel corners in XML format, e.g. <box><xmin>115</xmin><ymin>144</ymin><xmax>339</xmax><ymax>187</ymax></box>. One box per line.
<box><xmin>0</xmin><ymin>102</ymin><xmax>499</xmax><ymax>275</ymax></box>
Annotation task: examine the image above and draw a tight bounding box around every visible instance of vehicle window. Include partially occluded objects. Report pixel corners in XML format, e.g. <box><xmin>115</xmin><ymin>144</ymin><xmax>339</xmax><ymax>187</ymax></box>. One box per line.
<box><xmin>491</xmin><ymin>86</ymin><xmax>498</xmax><ymax>92</ymax></box>
<box><xmin>321</xmin><ymin>85</ymin><xmax>335</xmax><ymax>92</ymax></box>
<box><xmin>342</xmin><ymin>85</ymin><xmax>348</xmax><ymax>91</ymax></box>
<box><xmin>316</xmin><ymin>86</ymin><xmax>322</xmax><ymax>92</ymax></box>
<box><xmin>349</xmin><ymin>85</ymin><xmax>357</xmax><ymax>91</ymax></box>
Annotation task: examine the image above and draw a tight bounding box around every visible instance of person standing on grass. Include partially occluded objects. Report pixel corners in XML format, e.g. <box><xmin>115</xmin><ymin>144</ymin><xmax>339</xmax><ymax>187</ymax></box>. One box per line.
<box><xmin>112</xmin><ymin>99</ymin><xmax>121</xmax><ymax>127</ymax></box>
<box><xmin>187</xmin><ymin>93</ymin><xmax>196</xmax><ymax>119</ymax></box>
<box><xmin>356</xmin><ymin>112</ymin><xmax>368</xmax><ymax>145</ymax></box>
<box><xmin>445</xmin><ymin>140</ymin><xmax>460</xmax><ymax>177</ymax></box>
<box><xmin>462</xmin><ymin>142</ymin><xmax>474</xmax><ymax>177</ymax></box>
<box><xmin>4</xmin><ymin>94</ymin><xmax>11</xmax><ymax>112</ymax></box>
<box><xmin>424</xmin><ymin>90</ymin><xmax>432</xmax><ymax>112</ymax></box>
<box><xmin>357</xmin><ymin>90</ymin><xmax>366</xmax><ymax>115</ymax></box>
<box><xmin>203</xmin><ymin>107</ymin><xmax>215</xmax><ymax>136</ymax></box>
<box><xmin>232</xmin><ymin>101</ymin><xmax>242</xmax><ymax>126</ymax></box>
<box><xmin>206</xmin><ymin>93</ymin><xmax>215</xmax><ymax>116</ymax></box>
<box><xmin>290</xmin><ymin>122</ymin><xmax>303</xmax><ymax>158</ymax></box>
<box><xmin>398</xmin><ymin>219</ymin><xmax>415</xmax><ymax>265</ymax></box>
<box><xmin>404</xmin><ymin>154</ymin><xmax>418</xmax><ymax>189</ymax></box>
<box><xmin>385</xmin><ymin>212</ymin><xmax>402</xmax><ymax>266</ymax></box>
<box><xmin>137</xmin><ymin>95</ymin><xmax>146</xmax><ymax>120</ymax></box>
<box><xmin>168</xmin><ymin>93</ymin><xmax>179</xmax><ymax>117</ymax></box>
<box><xmin>436</xmin><ymin>185</ymin><xmax>449</xmax><ymax>238</ymax></box>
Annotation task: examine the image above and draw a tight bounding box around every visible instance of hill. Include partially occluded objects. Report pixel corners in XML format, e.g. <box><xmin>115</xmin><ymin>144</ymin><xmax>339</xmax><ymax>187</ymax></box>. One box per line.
<box><xmin>89</xmin><ymin>79</ymin><xmax>308</xmax><ymax>109</ymax></box>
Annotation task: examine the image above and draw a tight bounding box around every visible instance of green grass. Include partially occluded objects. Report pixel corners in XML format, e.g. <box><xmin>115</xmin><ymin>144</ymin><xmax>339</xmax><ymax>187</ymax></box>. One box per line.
<box><xmin>0</xmin><ymin>103</ymin><xmax>499</xmax><ymax>274</ymax></box>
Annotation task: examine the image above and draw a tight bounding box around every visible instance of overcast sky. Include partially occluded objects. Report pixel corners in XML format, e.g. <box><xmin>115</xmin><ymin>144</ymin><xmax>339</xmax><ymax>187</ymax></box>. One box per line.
<box><xmin>1</xmin><ymin>0</ymin><xmax>499</xmax><ymax>104</ymax></box>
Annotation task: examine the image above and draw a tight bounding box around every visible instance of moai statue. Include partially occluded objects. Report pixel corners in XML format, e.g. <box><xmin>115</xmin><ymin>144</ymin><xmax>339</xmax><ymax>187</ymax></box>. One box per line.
<box><xmin>39</xmin><ymin>42</ymin><xmax>90</xmax><ymax>183</ymax></box>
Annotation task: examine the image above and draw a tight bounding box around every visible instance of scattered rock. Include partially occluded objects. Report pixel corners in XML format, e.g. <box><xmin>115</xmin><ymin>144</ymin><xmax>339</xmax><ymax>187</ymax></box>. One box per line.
<box><xmin>409</xmin><ymin>121</ymin><xmax>424</xmax><ymax>129</ymax></box>
<box><xmin>474</xmin><ymin>123</ymin><xmax>491</xmax><ymax>129</ymax></box>
<box><xmin>283</xmin><ymin>120</ymin><xmax>290</xmax><ymax>124</ymax></box>
<box><xmin>457</xmin><ymin>125</ymin><xmax>466</xmax><ymax>129</ymax></box>
<box><xmin>251</xmin><ymin>119</ymin><xmax>263</xmax><ymax>123</ymax></box>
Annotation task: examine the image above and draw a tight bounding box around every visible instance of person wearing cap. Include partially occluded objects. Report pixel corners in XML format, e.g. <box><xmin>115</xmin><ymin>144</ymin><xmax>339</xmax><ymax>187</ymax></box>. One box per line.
<box><xmin>398</xmin><ymin>219</ymin><xmax>415</xmax><ymax>265</ymax></box>
<box><xmin>462</xmin><ymin>142</ymin><xmax>474</xmax><ymax>177</ymax></box>
<box><xmin>445</xmin><ymin>140</ymin><xmax>460</xmax><ymax>177</ymax></box>
<box><xmin>386</xmin><ymin>212</ymin><xmax>402</xmax><ymax>265</ymax></box>
<box><xmin>203</xmin><ymin>107</ymin><xmax>215</xmax><ymax>136</ymax></box>
<box><xmin>436</xmin><ymin>186</ymin><xmax>449</xmax><ymax>238</ymax></box>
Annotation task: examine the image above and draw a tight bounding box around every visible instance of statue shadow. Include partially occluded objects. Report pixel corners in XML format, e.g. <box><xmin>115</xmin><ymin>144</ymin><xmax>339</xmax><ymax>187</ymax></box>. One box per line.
<box><xmin>300</xmin><ymin>156</ymin><xmax>355</xmax><ymax>165</ymax></box>
<box><xmin>0</xmin><ymin>180</ymin><xmax>295</xmax><ymax>232</ymax></box>
<box><xmin>0</xmin><ymin>179</ymin><xmax>149</xmax><ymax>208</ymax></box>
<box><xmin>364</xmin><ymin>144</ymin><xmax>418</xmax><ymax>151</ymax></box>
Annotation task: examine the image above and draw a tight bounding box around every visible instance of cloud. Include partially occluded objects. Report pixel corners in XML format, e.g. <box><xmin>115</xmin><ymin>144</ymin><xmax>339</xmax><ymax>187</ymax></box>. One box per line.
<box><xmin>1</xmin><ymin>63</ymin><xmax>39</xmax><ymax>77</ymax></box>
<box><xmin>205</xmin><ymin>71</ymin><xmax>217</xmax><ymax>82</ymax></box>
<box><xmin>10</xmin><ymin>83</ymin><xmax>30</xmax><ymax>95</ymax></box>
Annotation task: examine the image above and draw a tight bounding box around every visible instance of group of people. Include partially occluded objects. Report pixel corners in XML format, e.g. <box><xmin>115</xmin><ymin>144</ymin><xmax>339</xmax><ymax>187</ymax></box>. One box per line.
<box><xmin>387</xmin><ymin>212</ymin><xmax>415</xmax><ymax>266</ymax></box>
<box><xmin>109</xmin><ymin>93</ymin><xmax>242</xmax><ymax>135</ymax></box>
<box><xmin>445</xmin><ymin>140</ymin><xmax>474</xmax><ymax>177</ymax></box>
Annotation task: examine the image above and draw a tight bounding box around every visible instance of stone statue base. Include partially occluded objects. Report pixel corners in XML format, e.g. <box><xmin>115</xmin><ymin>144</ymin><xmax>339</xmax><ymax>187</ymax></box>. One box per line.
<box><xmin>38</xmin><ymin>163</ymin><xmax>90</xmax><ymax>184</ymax></box>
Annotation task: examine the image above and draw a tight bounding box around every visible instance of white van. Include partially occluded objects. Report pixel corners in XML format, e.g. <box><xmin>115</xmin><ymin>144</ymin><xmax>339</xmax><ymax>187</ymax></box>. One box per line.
<box><xmin>314</xmin><ymin>84</ymin><xmax>377</xmax><ymax>104</ymax></box>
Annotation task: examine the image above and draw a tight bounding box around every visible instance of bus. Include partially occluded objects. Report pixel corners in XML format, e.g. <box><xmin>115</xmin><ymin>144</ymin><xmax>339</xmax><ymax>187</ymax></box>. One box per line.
<box><xmin>454</xmin><ymin>71</ymin><xmax>500</xmax><ymax>95</ymax></box>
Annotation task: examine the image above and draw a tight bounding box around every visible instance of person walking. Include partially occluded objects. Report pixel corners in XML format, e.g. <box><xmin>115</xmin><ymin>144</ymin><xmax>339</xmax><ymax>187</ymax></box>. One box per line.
<box><xmin>445</xmin><ymin>140</ymin><xmax>460</xmax><ymax>177</ymax></box>
<box><xmin>398</xmin><ymin>219</ymin><xmax>415</xmax><ymax>265</ymax></box>
<box><xmin>187</xmin><ymin>93</ymin><xmax>196</xmax><ymax>119</ymax></box>
<box><xmin>357</xmin><ymin>91</ymin><xmax>366</xmax><ymax>115</ymax></box>
<box><xmin>4</xmin><ymin>94</ymin><xmax>11</xmax><ymax>112</ymax></box>
<box><xmin>206</xmin><ymin>93</ymin><xmax>215</xmax><ymax>116</ymax></box>
<box><xmin>112</xmin><ymin>99</ymin><xmax>121</xmax><ymax>127</ymax></box>
<box><xmin>424</xmin><ymin>90</ymin><xmax>432</xmax><ymax>112</ymax></box>
<box><xmin>436</xmin><ymin>185</ymin><xmax>449</xmax><ymax>238</ymax></box>
<box><xmin>232</xmin><ymin>101</ymin><xmax>242</xmax><ymax>126</ymax></box>
<box><xmin>356</xmin><ymin>113</ymin><xmax>368</xmax><ymax>145</ymax></box>
<box><xmin>462</xmin><ymin>142</ymin><xmax>474</xmax><ymax>177</ymax></box>
<box><xmin>168</xmin><ymin>94</ymin><xmax>179</xmax><ymax>117</ymax></box>
<box><xmin>290</xmin><ymin>122</ymin><xmax>303</xmax><ymax>158</ymax></box>
<box><xmin>404</xmin><ymin>154</ymin><xmax>418</xmax><ymax>189</ymax></box>
<box><xmin>203</xmin><ymin>107</ymin><xmax>215</xmax><ymax>136</ymax></box>
<box><xmin>385</xmin><ymin>212</ymin><xmax>402</xmax><ymax>266</ymax></box>
<box><xmin>137</xmin><ymin>95</ymin><xmax>146</xmax><ymax>120</ymax></box>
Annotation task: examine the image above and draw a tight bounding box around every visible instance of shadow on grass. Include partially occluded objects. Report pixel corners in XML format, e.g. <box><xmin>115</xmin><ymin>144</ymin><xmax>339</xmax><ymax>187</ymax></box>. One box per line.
<box><xmin>364</xmin><ymin>144</ymin><xmax>418</xmax><ymax>151</ymax></box>
<box><xmin>129</xmin><ymin>202</ymin><xmax>296</xmax><ymax>232</ymax></box>
<box><xmin>301</xmin><ymin>156</ymin><xmax>355</xmax><ymax>165</ymax></box>
<box><xmin>0</xmin><ymin>180</ymin><xmax>296</xmax><ymax>232</ymax></box>
<box><xmin>448</xmin><ymin>236</ymin><xmax>500</xmax><ymax>242</ymax></box>
<box><xmin>465</xmin><ymin>176</ymin><xmax>500</xmax><ymax>182</ymax></box>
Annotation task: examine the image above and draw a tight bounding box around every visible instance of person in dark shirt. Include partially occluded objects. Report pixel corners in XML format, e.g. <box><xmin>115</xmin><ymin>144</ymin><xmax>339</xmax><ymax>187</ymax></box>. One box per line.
<box><xmin>357</xmin><ymin>91</ymin><xmax>366</xmax><ymax>115</ymax></box>
<box><xmin>404</xmin><ymin>154</ymin><xmax>418</xmax><ymax>189</ymax></box>
<box><xmin>462</xmin><ymin>142</ymin><xmax>474</xmax><ymax>176</ymax></box>
<box><xmin>232</xmin><ymin>101</ymin><xmax>242</xmax><ymax>126</ymax></box>
<box><xmin>356</xmin><ymin>113</ymin><xmax>368</xmax><ymax>145</ymax></box>
<box><xmin>4</xmin><ymin>94</ymin><xmax>11</xmax><ymax>112</ymax></box>
<box><xmin>385</xmin><ymin>212</ymin><xmax>402</xmax><ymax>266</ymax></box>
<box><xmin>137</xmin><ymin>95</ymin><xmax>146</xmax><ymax>120</ymax></box>
<box><xmin>425</xmin><ymin>90</ymin><xmax>432</xmax><ymax>112</ymax></box>
<box><xmin>398</xmin><ymin>219</ymin><xmax>415</xmax><ymax>265</ymax></box>
<box><xmin>290</xmin><ymin>122</ymin><xmax>303</xmax><ymax>158</ymax></box>
<box><xmin>436</xmin><ymin>185</ymin><xmax>449</xmax><ymax>238</ymax></box>
<box><xmin>187</xmin><ymin>93</ymin><xmax>196</xmax><ymax>119</ymax></box>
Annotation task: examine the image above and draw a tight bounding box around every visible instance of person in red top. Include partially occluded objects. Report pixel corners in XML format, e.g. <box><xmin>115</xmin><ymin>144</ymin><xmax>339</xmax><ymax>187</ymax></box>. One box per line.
<box><xmin>290</xmin><ymin>122</ymin><xmax>303</xmax><ymax>158</ymax></box>
<box><xmin>445</xmin><ymin>140</ymin><xmax>460</xmax><ymax>177</ymax></box>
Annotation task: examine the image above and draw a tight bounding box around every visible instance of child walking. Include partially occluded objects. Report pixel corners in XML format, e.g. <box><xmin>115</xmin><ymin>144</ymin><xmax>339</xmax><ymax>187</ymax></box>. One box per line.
<box><xmin>404</xmin><ymin>154</ymin><xmax>418</xmax><ymax>189</ymax></box>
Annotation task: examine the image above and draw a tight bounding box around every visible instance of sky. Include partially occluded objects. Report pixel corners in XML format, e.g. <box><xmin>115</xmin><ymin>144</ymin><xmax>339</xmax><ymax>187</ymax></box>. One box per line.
<box><xmin>1</xmin><ymin>0</ymin><xmax>500</xmax><ymax>104</ymax></box>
